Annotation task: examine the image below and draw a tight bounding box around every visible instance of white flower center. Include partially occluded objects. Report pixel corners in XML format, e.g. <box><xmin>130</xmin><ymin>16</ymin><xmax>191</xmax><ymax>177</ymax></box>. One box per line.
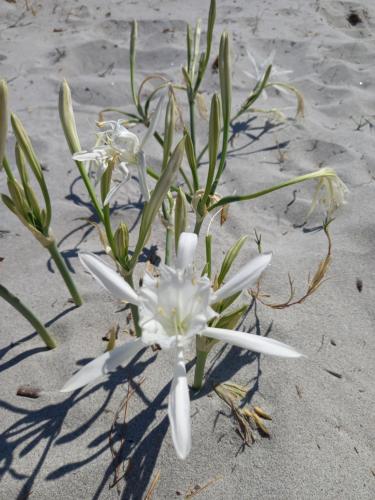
<box><xmin>138</xmin><ymin>266</ymin><xmax>216</xmax><ymax>349</ymax></box>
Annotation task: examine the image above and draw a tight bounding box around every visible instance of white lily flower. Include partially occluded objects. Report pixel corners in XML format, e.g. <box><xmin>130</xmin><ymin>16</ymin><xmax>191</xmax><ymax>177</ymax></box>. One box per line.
<box><xmin>73</xmin><ymin>97</ymin><xmax>164</xmax><ymax>206</ymax></box>
<box><xmin>245</xmin><ymin>49</ymin><xmax>293</xmax><ymax>99</ymax></box>
<box><xmin>62</xmin><ymin>233</ymin><xmax>303</xmax><ymax>459</ymax></box>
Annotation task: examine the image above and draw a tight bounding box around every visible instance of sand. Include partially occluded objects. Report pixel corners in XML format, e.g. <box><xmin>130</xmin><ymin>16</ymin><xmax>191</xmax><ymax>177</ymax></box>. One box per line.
<box><xmin>1</xmin><ymin>0</ymin><xmax>374</xmax><ymax>498</ymax></box>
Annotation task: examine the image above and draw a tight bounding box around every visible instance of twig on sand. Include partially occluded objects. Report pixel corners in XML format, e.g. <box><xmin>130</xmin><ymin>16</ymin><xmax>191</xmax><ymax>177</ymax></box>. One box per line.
<box><xmin>144</xmin><ymin>470</ymin><xmax>161</xmax><ymax>500</ymax></box>
<box><xmin>184</xmin><ymin>475</ymin><xmax>223</xmax><ymax>499</ymax></box>
<box><xmin>108</xmin><ymin>377</ymin><xmax>145</xmax><ymax>493</ymax></box>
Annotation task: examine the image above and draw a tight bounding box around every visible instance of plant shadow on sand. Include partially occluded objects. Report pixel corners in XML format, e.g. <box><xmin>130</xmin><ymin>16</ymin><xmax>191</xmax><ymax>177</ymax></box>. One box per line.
<box><xmin>0</xmin><ymin>299</ymin><xmax>271</xmax><ymax>498</ymax></box>
<box><xmin>227</xmin><ymin>116</ymin><xmax>286</xmax><ymax>158</ymax></box>
<box><xmin>0</xmin><ymin>350</ymin><xmax>155</xmax><ymax>500</ymax></box>
<box><xmin>198</xmin><ymin>116</ymin><xmax>287</xmax><ymax>169</ymax></box>
<box><xmin>0</xmin><ymin>305</ymin><xmax>78</xmax><ymax>375</ymax></box>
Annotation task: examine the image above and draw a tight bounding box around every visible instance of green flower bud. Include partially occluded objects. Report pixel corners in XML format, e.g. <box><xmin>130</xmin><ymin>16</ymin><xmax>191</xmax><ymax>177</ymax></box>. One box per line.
<box><xmin>114</xmin><ymin>222</ymin><xmax>129</xmax><ymax>261</ymax></box>
<box><xmin>59</xmin><ymin>79</ymin><xmax>82</xmax><ymax>155</ymax></box>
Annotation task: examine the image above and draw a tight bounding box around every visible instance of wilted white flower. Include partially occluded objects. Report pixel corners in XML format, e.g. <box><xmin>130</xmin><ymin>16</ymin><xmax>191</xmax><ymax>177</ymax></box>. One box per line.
<box><xmin>245</xmin><ymin>49</ymin><xmax>293</xmax><ymax>99</ymax></box>
<box><xmin>62</xmin><ymin>233</ymin><xmax>302</xmax><ymax>459</ymax></box>
<box><xmin>73</xmin><ymin>97</ymin><xmax>164</xmax><ymax>206</ymax></box>
<box><xmin>307</xmin><ymin>167</ymin><xmax>349</xmax><ymax>217</ymax></box>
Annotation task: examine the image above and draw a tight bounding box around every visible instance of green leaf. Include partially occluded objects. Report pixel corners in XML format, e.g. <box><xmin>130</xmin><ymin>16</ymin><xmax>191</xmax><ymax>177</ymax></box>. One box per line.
<box><xmin>218</xmin><ymin>235</ymin><xmax>248</xmax><ymax>286</ymax></box>
<box><xmin>214</xmin><ymin>304</ymin><xmax>247</xmax><ymax>330</ymax></box>
<box><xmin>213</xmin><ymin>291</ymin><xmax>241</xmax><ymax>314</ymax></box>
<box><xmin>131</xmin><ymin>137</ymin><xmax>185</xmax><ymax>268</ymax></box>
<box><xmin>129</xmin><ymin>20</ymin><xmax>140</xmax><ymax>111</ymax></box>
<box><xmin>10</xmin><ymin>113</ymin><xmax>51</xmax><ymax>227</ymax></box>
<box><xmin>174</xmin><ymin>188</ymin><xmax>188</xmax><ymax>252</ymax></box>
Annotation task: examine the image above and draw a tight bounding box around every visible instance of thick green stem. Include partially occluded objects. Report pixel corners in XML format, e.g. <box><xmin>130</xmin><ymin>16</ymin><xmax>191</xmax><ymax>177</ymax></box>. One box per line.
<box><xmin>165</xmin><ymin>226</ymin><xmax>174</xmax><ymax>265</ymax></box>
<box><xmin>196</xmin><ymin>107</ymin><xmax>248</xmax><ymax>166</ymax></box>
<box><xmin>189</xmin><ymin>97</ymin><xmax>196</xmax><ymax>155</ymax></box>
<box><xmin>103</xmin><ymin>204</ymin><xmax>115</xmax><ymax>252</ymax></box>
<box><xmin>47</xmin><ymin>241</ymin><xmax>82</xmax><ymax>306</ymax></box>
<box><xmin>193</xmin><ymin>218</ymin><xmax>203</xmax><ymax>236</ymax></box>
<box><xmin>193</xmin><ymin>349</ymin><xmax>209</xmax><ymax>390</ymax></box>
<box><xmin>124</xmin><ymin>274</ymin><xmax>142</xmax><ymax>338</ymax></box>
<box><xmin>0</xmin><ymin>284</ymin><xmax>56</xmax><ymax>349</ymax></box>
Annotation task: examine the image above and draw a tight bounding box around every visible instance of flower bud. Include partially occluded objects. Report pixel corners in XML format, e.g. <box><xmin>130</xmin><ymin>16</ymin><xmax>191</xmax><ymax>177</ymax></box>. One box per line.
<box><xmin>219</xmin><ymin>32</ymin><xmax>231</xmax><ymax>125</ymax></box>
<box><xmin>7</xmin><ymin>178</ymin><xmax>29</xmax><ymax>218</ymax></box>
<box><xmin>114</xmin><ymin>222</ymin><xmax>129</xmax><ymax>261</ymax></box>
<box><xmin>59</xmin><ymin>79</ymin><xmax>82</xmax><ymax>155</ymax></box>
<box><xmin>162</xmin><ymin>95</ymin><xmax>176</xmax><ymax>170</ymax></box>
<box><xmin>184</xmin><ymin>130</ymin><xmax>196</xmax><ymax>168</ymax></box>
<box><xmin>11</xmin><ymin>113</ymin><xmax>43</xmax><ymax>183</ymax></box>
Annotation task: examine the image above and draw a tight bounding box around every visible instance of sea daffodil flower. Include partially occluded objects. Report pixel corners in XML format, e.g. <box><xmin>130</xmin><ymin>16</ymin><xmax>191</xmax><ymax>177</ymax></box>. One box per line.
<box><xmin>307</xmin><ymin>167</ymin><xmax>349</xmax><ymax>217</ymax></box>
<box><xmin>245</xmin><ymin>49</ymin><xmax>292</xmax><ymax>99</ymax></box>
<box><xmin>73</xmin><ymin>97</ymin><xmax>164</xmax><ymax>206</ymax></box>
<box><xmin>61</xmin><ymin>233</ymin><xmax>302</xmax><ymax>459</ymax></box>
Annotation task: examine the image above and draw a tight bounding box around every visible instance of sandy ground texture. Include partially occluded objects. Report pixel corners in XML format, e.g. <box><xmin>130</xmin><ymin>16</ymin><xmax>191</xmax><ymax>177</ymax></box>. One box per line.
<box><xmin>1</xmin><ymin>0</ymin><xmax>375</xmax><ymax>498</ymax></box>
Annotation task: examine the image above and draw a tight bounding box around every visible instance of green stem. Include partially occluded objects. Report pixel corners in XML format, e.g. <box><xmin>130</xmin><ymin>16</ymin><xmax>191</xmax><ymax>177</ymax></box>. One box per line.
<box><xmin>124</xmin><ymin>273</ymin><xmax>142</xmax><ymax>338</ymax></box>
<box><xmin>193</xmin><ymin>349</ymin><xmax>209</xmax><ymax>390</ymax></box>
<box><xmin>210</xmin><ymin>118</ymin><xmax>229</xmax><ymax>195</ymax></box>
<box><xmin>193</xmin><ymin>218</ymin><xmax>203</xmax><ymax>236</ymax></box>
<box><xmin>0</xmin><ymin>283</ymin><xmax>57</xmax><ymax>349</ymax></box>
<box><xmin>76</xmin><ymin>161</ymin><xmax>104</xmax><ymax>223</ymax></box>
<box><xmin>103</xmin><ymin>204</ymin><xmax>115</xmax><ymax>252</ymax></box>
<box><xmin>47</xmin><ymin>241</ymin><xmax>82</xmax><ymax>306</ymax></box>
<box><xmin>208</xmin><ymin>169</ymin><xmax>329</xmax><ymax>210</ymax></box>
<box><xmin>189</xmin><ymin>96</ymin><xmax>196</xmax><ymax>154</ymax></box>
<box><xmin>196</xmin><ymin>107</ymin><xmax>248</xmax><ymax>166</ymax></box>
<box><xmin>165</xmin><ymin>225</ymin><xmax>174</xmax><ymax>265</ymax></box>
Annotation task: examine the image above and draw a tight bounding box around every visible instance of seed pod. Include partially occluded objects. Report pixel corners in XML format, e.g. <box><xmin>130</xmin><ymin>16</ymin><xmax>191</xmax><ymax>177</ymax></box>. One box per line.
<box><xmin>254</xmin><ymin>406</ymin><xmax>272</xmax><ymax>420</ymax></box>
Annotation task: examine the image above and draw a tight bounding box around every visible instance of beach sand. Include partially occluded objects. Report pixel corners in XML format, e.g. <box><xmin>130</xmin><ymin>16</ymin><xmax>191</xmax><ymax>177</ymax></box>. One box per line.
<box><xmin>0</xmin><ymin>0</ymin><xmax>374</xmax><ymax>498</ymax></box>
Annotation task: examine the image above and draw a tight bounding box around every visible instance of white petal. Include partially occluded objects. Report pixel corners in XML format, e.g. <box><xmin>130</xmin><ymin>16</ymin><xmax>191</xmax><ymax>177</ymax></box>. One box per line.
<box><xmin>102</xmin><ymin>179</ymin><xmax>128</xmax><ymax>206</ymax></box>
<box><xmin>72</xmin><ymin>150</ymin><xmax>100</xmax><ymax>162</ymax></box>
<box><xmin>73</xmin><ymin>147</ymin><xmax>109</xmax><ymax>163</ymax></box>
<box><xmin>102</xmin><ymin>164</ymin><xmax>130</xmax><ymax>206</ymax></box>
<box><xmin>61</xmin><ymin>339</ymin><xmax>144</xmax><ymax>392</ymax></box>
<box><xmin>263</xmin><ymin>49</ymin><xmax>276</xmax><ymax>69</ymax></box>
<box><xmin>203</xmin><ymin>327</ymin><xmax>303</xmax><ymax>358</ymax></box>
<box><xmin>168</xmin><ymin>349</ymin><xmax>191</xmax><ymax>459</ymax></box>
<box><xmin>213</xmin><ymin>253</ymin><xmax>272</xmax><ymax>303</ymax></box>
<box><xmin>176</xmin><ymin>232</ymin><xmax>198</xmax><ymax>271</ymax></box>
<box><xmin>95</xmin><ymin>161</ymin><xmax>108</xmax><ymax>186</ymax></box>
<box><xmin>246</xmin><ymin>49</ymin><xmax>260</xmax><ymax>80</ymax></box>
<box><xmin>79</xmin><ymin>252</ymin><xmax>140</xmax><ymax>304</ymax></box>
<box><xmin>136</xmin><ymin>151</ymin><xmax>150</xmax><ymax>201</ymax></box>
<box><xmin>243</xmin><ymin>70</ymin><xmax>256</xmax><ymax>81</ymax></box>
<box><xmin>140</xmin><ymin>95</ymin><xmax>165</xmax><ymax>149</ymax></box>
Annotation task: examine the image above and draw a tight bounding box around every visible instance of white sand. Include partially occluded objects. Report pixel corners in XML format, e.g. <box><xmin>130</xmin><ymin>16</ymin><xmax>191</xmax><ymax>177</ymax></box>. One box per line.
<box><xmin>1</xmin><ymin>0</ymin><xmax>374</xmax><ymax>498</ymax></box>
